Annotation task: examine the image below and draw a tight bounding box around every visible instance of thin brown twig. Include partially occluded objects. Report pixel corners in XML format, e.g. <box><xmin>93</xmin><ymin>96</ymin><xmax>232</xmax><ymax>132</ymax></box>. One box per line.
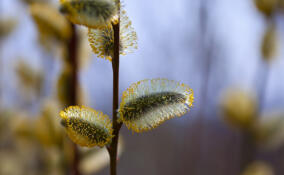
<box><xmin>107</xmin><ymin>22</ymin><xmax>122</xmax><ymax>175</ymax></box>
<box><xmin>107</xmin><ymin>2</ymin><xmax>122</xmax><ymax>174</ymax></box>
<box><xmin>240</xmin><ymin>14</ymin><xmax>276</xmax><ymax>171</ymax></box>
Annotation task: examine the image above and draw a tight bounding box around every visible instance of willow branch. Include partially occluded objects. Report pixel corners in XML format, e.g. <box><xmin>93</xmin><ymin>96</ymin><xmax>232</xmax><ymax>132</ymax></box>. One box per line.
<box><xmin>107</xmin><ymin>2</ymin><xmax>122</xmax><ymax>174</ymax></box>
<box><xmin>67</xmin><ymin>23</ymin><xmax>80</xmax><ymax>175</ymax></box>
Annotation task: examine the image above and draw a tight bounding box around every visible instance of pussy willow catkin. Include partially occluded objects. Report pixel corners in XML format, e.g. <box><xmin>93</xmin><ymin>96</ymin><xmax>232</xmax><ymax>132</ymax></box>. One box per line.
<box><xmin>88</xmin><ymin>10</ymin><xmax>138</xmax><ymax>61</ymax></box>
<box><xmin>60</xmin><ymin>106</ymin><xmax>113</xmax><ymax>147</ymax></box>
<box><xmin>30</xmin><ymin>3</ymin><xmax>71</xmax><ymax>41</ymax></box>
<box><xmin>118</xmin><ymin>78</ymin><xmax>194</xmax><ymax>132</ymax></box>
<box><xmin>59</xmin><ymin>0</ymin><xmax>117</xmax><ymax>28</ymax></box>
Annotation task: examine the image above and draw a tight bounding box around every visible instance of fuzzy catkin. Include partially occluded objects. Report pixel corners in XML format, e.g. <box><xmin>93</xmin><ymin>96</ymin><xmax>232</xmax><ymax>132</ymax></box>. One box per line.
<box><xmin>119</xmin><ymin>78</ymin><xmax>194</xmax><ymax>132</ymax></box>
<box><xmin>59</xmin><ymin>0</ymin><xmax>117</xmax><ymax>28</ymax></box>
<box><xmin>60</xmin><ymin>106</ymin><xmax>113</xmax><ymax>147</ymax></box>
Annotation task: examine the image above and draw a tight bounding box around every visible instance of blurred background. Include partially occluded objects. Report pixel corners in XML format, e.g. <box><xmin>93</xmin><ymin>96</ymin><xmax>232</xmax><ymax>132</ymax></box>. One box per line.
<box><xmin>0</xmin><ymin>0</ymin><xmax>284</xmax><ymax>175</ymax></box>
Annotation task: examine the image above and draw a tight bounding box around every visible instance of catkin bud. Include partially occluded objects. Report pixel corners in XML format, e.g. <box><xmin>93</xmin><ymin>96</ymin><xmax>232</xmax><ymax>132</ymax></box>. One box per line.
<box><xmin>56</xmin><ymin>65</ymin><xmax>86</xmax><ymax>106</ymax></box>
<box><xmin>56</xmin><ymin>66</ymin><xmax>73</xmax><ymax>106</ymax></box>
<box><xmin>60</xmin><ymin>106</ymin><xmax>113</xmax><ymax>147</ymax></box>
<box><xmin>30</xmin><ymin>3</ymin><xmax>72</xmax><ymax>42</ymax></box>
<box><xmin>253</xmin><ymin>0</ymin><xmax>278</xmax><ymax>17</ymax></box>
<box><xmin>34</xmin><ymin>101</ymin><xmax>63</xmax><ymax>147</ymax></box>
<box><xmin>15</xmin><ymin>60</ymin><xmax>44</xmax><ymax>97</ymax></box>
<box><xmin>0</xmin><ymin>18</ymin><xmax>17</xmax><ymax>39</ymax></box>
<box><xmin>220</xmin><ymin>89</ymin><xmax>257</xmax><ymax>130</ymax></box>
<box><xmin>242</xmin><ymin>161</ymin><xmax>274</xmax><ymax>175</ymax></box>
<box><xmin>88</xmin><ymin>10</ymin><xmax>138</xmax><ymax>61</ymax></box>
<box><xmin>59</xmin><ymin>0</ymin><xmax>117</xmax><ymax>28</ymax></box>
<box><xmin>252</xmin><ymin>112</ymin><xmax>284</xmax><ymax>150</ymax></box>
<box><xmin>261</xmin><ymin>24</ymin><xmax>278</xmax><ymax>62</ymax></box>
<box><xmin>118</xmin><ymin>78</ymin><xmax>194</xmax><ymax>133</ymax></box>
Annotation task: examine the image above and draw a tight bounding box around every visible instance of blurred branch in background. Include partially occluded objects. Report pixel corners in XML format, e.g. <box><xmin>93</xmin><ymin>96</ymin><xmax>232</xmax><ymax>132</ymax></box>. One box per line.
<box><xmin>239</xmin><ymin>0</ymin><xmax>281</xmax><ymax>172</ymax></box>
<box><xmin>183</xmin><ymin>0</ymin><xmax>218</xmax><ymax>174</ymax></box>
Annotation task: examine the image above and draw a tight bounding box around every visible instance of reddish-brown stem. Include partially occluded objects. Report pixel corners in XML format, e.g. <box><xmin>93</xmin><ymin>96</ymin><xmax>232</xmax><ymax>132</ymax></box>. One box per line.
<box><xmin>107</xmin><ymin>11</ymin><xmax>122</xmax><ymax>175</ymax></box>
<box><xmin>108</xmin><ymin>22</ymin><xmax>122</xmax><ymax>175</ymax></box>
<box><xmin>67</xmin><ymin>23</ymin><xmax>80</xmax><ymax>175</ymax></box>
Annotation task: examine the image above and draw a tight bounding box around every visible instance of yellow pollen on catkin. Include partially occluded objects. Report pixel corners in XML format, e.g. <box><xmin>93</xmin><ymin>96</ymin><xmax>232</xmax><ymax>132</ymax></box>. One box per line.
<box><xmin>118</xmin><ymin>78</ymin><xmax>194</xmax><ymax>133</ymax></box>
<box><xmin>59</xmin><ymin>106</ymin><xmax>113</xmax><ymax>147</ymax></box>
<box><xmin>88</xmin><ymin>10</ymin><xmax>138</xmax><ymax>61</ymax></box>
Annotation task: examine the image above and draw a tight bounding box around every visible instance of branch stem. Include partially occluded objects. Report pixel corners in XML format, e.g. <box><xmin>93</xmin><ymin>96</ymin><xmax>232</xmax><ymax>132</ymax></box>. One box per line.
<box><xmin>67</xmin><ymin>23</ymin><xmax>80</xmax><ymax>175</ymax></box>
<box><xmin>107</xmin><ymin>8</ymin><xmax>122</xmax><ymax>175</ymax></box>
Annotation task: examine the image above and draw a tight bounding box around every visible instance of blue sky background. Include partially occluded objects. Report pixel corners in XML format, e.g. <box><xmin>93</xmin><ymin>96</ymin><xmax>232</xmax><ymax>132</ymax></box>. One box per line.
<box><xmin>1</xmin><ymin>0</ymin><xmax>283</xmax><ymax>117</ymax></box>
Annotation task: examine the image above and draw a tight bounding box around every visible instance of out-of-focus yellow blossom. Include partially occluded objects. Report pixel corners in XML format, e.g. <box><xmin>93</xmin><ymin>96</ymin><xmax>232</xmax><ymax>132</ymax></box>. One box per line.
<box><xmin>15</xmin><ymin>60</ymin><xmax>44</xmax><ymax>97</ymax></box>
<box><xmin>0</xmin><ymin>18</ymin><xmax>17</xmax><ymax>39</ymax></box>
<box><xmin>59</xmin><ymin>0</ymin><xmax>117</xmax><ymax>28</ymax></box>
<box><xmin>34</xmin><ymin>101</ymin><xmax>64</xmax><ymax>147</ymax></box>
<box><xmin>0</xmin><ymin>151</ymin><xmax>24</xmax><ymax>175</ymax></box>
<box><xmin>261</xmin><ymin>24</ymin><xmax>278</xmax><ymax>62</ymax></box>
<box><xmin>220</xmin><ymin>88</ymin><xmax>258</xmax><ymax>130</ymax></box>
<box><xmin>1</xmin><ymin>137</ymin><xmax>59</xmax><ymax>175</ymax></box>
<box><xmin>43</xmin><ymin>148</ymin><xmax>67</xmax><ymax>175</ymax></box>
<box><xmin>241</xmin><ymin>161</ymin><xmax>274</xmax><ymax>175</ymax></box>
<box><xmin>11</xmin><ymin>101</ymin><xmax>64</xmax><ymax>147</ymax></box>
<box><xmin>253</xmin><ymin>0</ymin><xmax>278</xmax><ymax>17</ymax></box>
<box><xmin>253</xmin><ymin>112</ymin><xmax>284</xmax><ymax>150</ymax></box>
<box><xmin>88</xmin><ymin>10</ymin><xmax>138</xmax><ymax>61</ymax></box>
<box><xmin>0</xmin><ymin>109</ymin><xmax>18</xmax><ymax>142</ymax></box>
<box><xmin>60</xmin><ymin>106</ymin><xmax>113</xmax><ymax>147</ymax></box>
<box><xmin>118</xmin><ymin>78</ymin><xmax>194</xmax><ymax>133</ymax></box>
<box><xmin>56</xmin><ymin>65</ymin><xmax>87</xmax><ymax>106</ymax></box>
<box><xmin>0</xmin><ymin>109</ymin><xmax>12</xmax><ymax>136</ymax></box>
<box><xmin>57</xmin><ymin>66</ymin><xmax>73</xmax><ymax>106</ymax></box>
<box><xmin>30</xmin><ymin>3</ymin><xmax>72</xmax><ymax>42</ymax></box>
<box><xmin>12</xmin><ymin>115</ymin><xmax>35</xmax><ymax>141</ymax></box>
<box><xmin>2</xmin><ymin>108</ymin><xmax>72</xmax><ymax>175</ymax></box>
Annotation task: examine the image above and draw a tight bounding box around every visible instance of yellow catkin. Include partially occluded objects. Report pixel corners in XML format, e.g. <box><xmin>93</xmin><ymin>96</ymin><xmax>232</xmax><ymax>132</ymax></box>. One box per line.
<box><xmin>252</xmin><ymin>112</ymin><xmax>284</xmax><ymax>150</ymax></box>
<box><xmin>56</xmin><ymin>65</ymin><xmax>87</xmax><ymax>106</ymax></box>
<box><xmin>0</xmin><ymin>18</ymin><xmax>17</xmax><ymax>38</ymax></box>
<box><xmin>56</xmin><ymin>66</ymin><xmax>73</xmax><ymax>106</ymax></box>
<box><xmin>88</xmin><ymin>10</ymin><xmax>138</xmax><ymax>61</ymax></box>
<box><xmin>118</xmin><ymin>78</ymin><xmax>194</xmax><ymax>133</ymax></box>
<box><xmin>15</xmin><ymin>60</ymin><xmax>43</xmax><ymax>96</ymax></box>
<box><xmin>60</xmin><ymin>106</ymin><xmax>113</xmax><ymax>147</ymax></box>
<box><xmin>261</xmin><ymin>24</ymin><xmax>278</xmax><ymax>62</ymax></box>
<box><xmin>220</xmin><ymin>88</ymin><xmax>257</xmax><ymax>130</ymax></box>
<box><xmin>59</xmin><ymin>0</ymin><xmax>117</xmax><ymax>28</ymax></box>
<box><xmin>30</xmin><ymin>3</ymin><xmax>71</xmax><ymax>41</ymax></box>
<box><xmin>253</xmin><ymin>0</ymin><xmax>278</xmax><ymax>17</ymax></box>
